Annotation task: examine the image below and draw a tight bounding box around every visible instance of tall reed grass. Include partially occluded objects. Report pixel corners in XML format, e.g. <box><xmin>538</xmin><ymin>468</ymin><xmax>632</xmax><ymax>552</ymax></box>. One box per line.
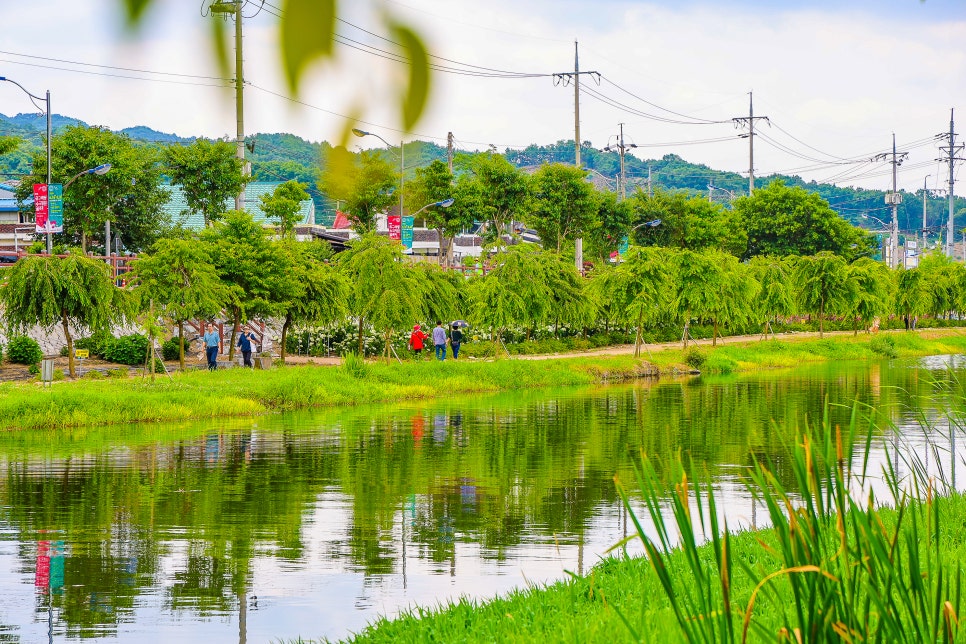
<box><xmin>614</xmin><ymin>402</ymin><xmax>963</xmax><ymax>642</ymax></box>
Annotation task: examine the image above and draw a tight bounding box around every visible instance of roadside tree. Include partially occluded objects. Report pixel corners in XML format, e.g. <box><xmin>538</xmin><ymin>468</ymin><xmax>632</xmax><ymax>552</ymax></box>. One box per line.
<box><xmin>527</xmin><ymin>163</ymin><xmax>597</xmax><ymax>253</ymax></box>
<box><xmin>0</xmin><ymin>253</ymin><xmax>127</xmax><ymax>377</ymax></box>
<box><xmin>748</xmin><ymin>256</ymin><xmax>796</xmax><ymax>339</ymax></box>
<box><xmin>165</xmin><ymin>139</ymin><xmax>248</xmax><ymax>227</ymax></box>
<box><xmin>894</xmin><ymin>267</ymin><xmax>932</xmax><ymax>330</ymax></box>
<box><xmin>260</xmin><ymin>180</ymin><xmax>311</xmax><ymax>237</ymax></box>
<box><xmin>794</xmin><ymin>251</ymin><xmax>855</xmax><ymax>337</ymax></box>
<box><xmin>630</xmin><ymin>191</ymin><xmax>746</xmax><ymax>255</ymax></box>
<box><xmin>130</xmin><ymin>238</ymin><xmax>228</xmax><ymax>370</ymax></box>
<box><xmin>844</xmin><ymin>257</ymin><xmax>893</xmax><ymax>334</ymax></box>
<box><xmin>455</xmin><ymin>153</ymin><xmax>530</xmax><ymax>241</ymax></box>
<box><xmin>320</xmin><ymin>148</ymin><xmax>396</xmax><ymax>234</ymax></box>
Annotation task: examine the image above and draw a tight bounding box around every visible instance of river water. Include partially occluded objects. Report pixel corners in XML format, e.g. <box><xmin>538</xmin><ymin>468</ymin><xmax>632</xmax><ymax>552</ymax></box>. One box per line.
<box><xmin>0</xmin><ymin>355</ymin><xmax>963</xmax><ymax>643</ymax></box>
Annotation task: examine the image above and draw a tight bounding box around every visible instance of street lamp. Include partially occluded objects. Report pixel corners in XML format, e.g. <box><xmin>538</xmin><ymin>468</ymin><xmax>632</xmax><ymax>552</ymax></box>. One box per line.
<box><xmin>64</xmin><ymin>163</ymin><xmax>112</xmax><ymax>189</ymax></box>
<box><xmin>708</xmin><ymin>183</ymin><xmax>736</xmax><ymax>204</ymax></box>
<box><xmin>412</xmin><ymin>198</ymin><xmax>455</xmax><ymax>217</ymax></box>
<box><xmin>64</xmin><ymin>164</ymin><xmax>111</xmax><ymax>253</ymax></box>
<box><xmin>1</xmin><ymin>76</ymin><xmax>51</xmax><ymax>251</ymax></box>
<box><xmin>352</xmin><ymin>129</ymin><xmax>404</xmax><ymax>224</ymax></box>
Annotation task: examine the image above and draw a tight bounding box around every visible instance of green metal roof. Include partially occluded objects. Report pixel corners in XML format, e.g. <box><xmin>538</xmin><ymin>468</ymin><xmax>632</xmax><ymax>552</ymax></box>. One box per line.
<box><xmin>160</xmin><ymin>182</ymin><xmax>315</xmax><ymax>230</ymax></box>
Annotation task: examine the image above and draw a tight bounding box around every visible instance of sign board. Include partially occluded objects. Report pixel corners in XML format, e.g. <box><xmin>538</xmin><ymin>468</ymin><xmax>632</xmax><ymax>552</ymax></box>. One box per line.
<box><xmin>388</xmin><ymin>215</ymin><xmax>401</xmax><ymax>240</ymax></box>
<box><xmin>618</xmin><ymin>235</ymin><xmax>630</xmax><ymax>256</ymax></box>
<box><xmin>33</xmin><ymin>184</ymin><xmax>49</xmax><ymax>233</ymax></box>
<box><xmin>401</xmin><ymin>216</ymin><xmax>414</xmax><ymax>250</ymax></box>
<box><xmin>74</xmin><ymin>349</ymin><xmax>89</xmax><ymax>359</ymax></box>
<box><xmin>47</xmin><ymin>183</ymin><xmax>63</xmax><ymax>232</ymax></box>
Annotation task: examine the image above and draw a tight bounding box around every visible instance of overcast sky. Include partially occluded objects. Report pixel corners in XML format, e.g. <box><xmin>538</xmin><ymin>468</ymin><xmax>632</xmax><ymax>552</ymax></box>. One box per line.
<box><xmin>1</xmin><ymin>0</ymin><xmax>964</xmax><ymax>192</ymax></box>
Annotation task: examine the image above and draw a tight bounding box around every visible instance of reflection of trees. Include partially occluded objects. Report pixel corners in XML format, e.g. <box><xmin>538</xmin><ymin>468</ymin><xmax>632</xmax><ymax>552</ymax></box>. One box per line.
<box><xmin>0</xmin><ymin>360</ymin><xmax>952</xmax><ymax>635</ymax></box>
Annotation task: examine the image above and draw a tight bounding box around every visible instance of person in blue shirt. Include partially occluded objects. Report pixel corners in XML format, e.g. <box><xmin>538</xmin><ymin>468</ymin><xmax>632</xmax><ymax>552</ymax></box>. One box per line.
<box><xmin>237</xmin><ymin>330</ymin><xmax>254</xmax><ymax>367</ymax></box>
<box><xmin>203</xmin><ymin>323</ymin><xmax>220</xmax><ymax>370</ymax></box>
<box><xmin>432</xmin><ymin>321</ymin><xmax>447</xmax><ymax>361</ymax></box>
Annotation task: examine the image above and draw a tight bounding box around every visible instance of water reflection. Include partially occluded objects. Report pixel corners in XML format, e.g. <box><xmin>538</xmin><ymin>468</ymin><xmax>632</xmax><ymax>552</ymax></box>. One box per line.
<box><xmin>0</xmin><ymin>356</ymin><xmax>963</xmax><ymax>642</ymax></box>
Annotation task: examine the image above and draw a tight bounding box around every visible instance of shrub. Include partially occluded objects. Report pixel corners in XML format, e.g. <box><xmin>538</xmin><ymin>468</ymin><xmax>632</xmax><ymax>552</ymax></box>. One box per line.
<box><xmin>105</xmin><ymin>368</ymin><xmax>129</xmax><ymax>379</ymax></box>
<box><xmin>7</xmin><ymin>336</ymin><xmax>43</xmax><ymax>365</ymax></box>
<box><xmin>52</xmin><ymin>368</ymin><xmax>65</xmax><ymax>381</ymax></box>
<box><xmin>683</xmin><ymin>348</ymin><xmax>707</xmax><ymax>370</ymax></box>
<box><xmin>75</xmin><ymin>332</ymin><xmax>112</xmax><ymax>359</ymax></box>
<box><xmin>869</xmin><ymin>335</ymin><xmax>899</xmax><ymax>359</ymax></box>
<box><xmin>162</xmin><ymin>336</ymin><xmax>186</xmax><ymax>362</ymax></box>
<box><xmin>341</xmin><ymin>351</ymin><xmax>369</xmax><ymax>379</ymax></box>
<box><xmin>82</xmin><ymin>370</ymin><xmax>106</xmax><ymax>380</ymax></box>
<box><xmin>102</xmin><ymin>334</ymin><xmax>150</xmax><ymax>366</ymax></box>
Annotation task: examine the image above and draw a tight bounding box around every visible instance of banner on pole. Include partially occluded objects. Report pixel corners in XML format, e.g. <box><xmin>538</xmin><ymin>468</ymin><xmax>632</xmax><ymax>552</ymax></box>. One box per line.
<box><xmin>618</xmin><ymin>235</ymin><xmax>629</xmax><ymax>256</ymax></box>
<box><xmin>388</xmin><ymin>215</ymin><xmax>401</xmax><ymax>240</ymax></box>
<box><xmin>47</xmin><ymin>183</ymin><xmax>63</xmax><ymax>233</ymax></box>
<box><xmin>401</xmin><ymin>216</ymin><xmax>414</xmax><ymax>250</ymax></box>
<box><xmin>33</xmin><ymin>184</ymin><xmax>49</xmax><ymax>233</ymax></box>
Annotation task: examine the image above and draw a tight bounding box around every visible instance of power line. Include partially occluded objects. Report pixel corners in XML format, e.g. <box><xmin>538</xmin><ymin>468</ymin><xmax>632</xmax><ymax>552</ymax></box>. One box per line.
<box><xmin>0</xmin><ymin>49</ymin><xmax>232</xmax><ymax>81</ymax></box>
<box><xmin>0</xmin><ymin>57</ymin><xmax>231</xmax><ymax>87</ymax></box>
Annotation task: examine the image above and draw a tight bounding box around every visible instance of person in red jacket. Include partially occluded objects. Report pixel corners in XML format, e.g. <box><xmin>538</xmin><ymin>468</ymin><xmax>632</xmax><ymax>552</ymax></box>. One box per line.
<box><xmin>409</xmin><ymin>324</ymin><xmax>428</xmax><ymax>359</ymax></box>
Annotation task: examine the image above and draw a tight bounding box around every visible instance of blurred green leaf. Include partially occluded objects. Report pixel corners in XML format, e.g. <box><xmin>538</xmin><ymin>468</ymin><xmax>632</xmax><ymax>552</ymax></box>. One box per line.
<box><xmin>209</xmin><ymin>10</ymin><xmax>231</xmax><ymax>80</ymax></box>
<box><xmin>118</xmin><ymin>0</ymin><xmax>153</xmax><ymax>25</ymax></box>
<box><xmin>389</xmin><ymin>21</ymin><xmax>430</xmax><ymax>130</ymax></box>
<box><xmin>280</xmin><ymin>0</ymin><xmax>337</xmax><ymax>92</ymax></box>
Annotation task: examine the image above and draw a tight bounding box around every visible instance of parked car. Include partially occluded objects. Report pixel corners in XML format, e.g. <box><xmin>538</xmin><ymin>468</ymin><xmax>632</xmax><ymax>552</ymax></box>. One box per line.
<box><xmin>0</xmin><ymin>254</ymin><xmax>20</xmax><ymax>265</ymax></box>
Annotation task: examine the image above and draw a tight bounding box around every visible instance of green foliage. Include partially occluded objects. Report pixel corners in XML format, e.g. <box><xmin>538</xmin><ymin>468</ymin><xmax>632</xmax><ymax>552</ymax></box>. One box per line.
<box><xmin>74</xmin><ymin>333</ymin><xmax>112</xmax><ymax>359</ymax></box>
<box><xmin>630</xmin><ymin>190</ymin><xmax>746</xmax><ymax>255</ymax></box>
<box><xmin>735</xmin><ymin>180</ymin><xmax>874</xmax><ymax>260</ymax></box>
<box><xmin>52</xmin><ymin>368</ymin><xmax>65</xmax><ymax>381</ymax></box>
<box><xmin>164</xmin><ymin>139</ymin><xmax>248</xmax><ymax>227</ymax></box>
<box><xmin>341</xmin><ymin>352</ymin><xmax>369</xmax><ymax>379</ymax></box>
<box><xmin>259</xmin><ymin>180</ymin><xmax>310</xmax><ymax>236</ymax></box>
<box><xmin>584</xmin><ymin>190</ymin><xmax>633</xmax><ymax>263</ymax></box>
<box><xmin>682</xmin><ymin>348</ymin><xmax>706</xmax><ymax>369</ymax></box>
<box><xmin>102</xmin><ymin>334</ymin><xmax>150</xmax><ymax>366</ymax></box>
<box><xmin>793</xmin><ymin>251</ymin><xmax>854</xmax><ymax>335</ymax></box>
<box><xmin>14</xmin><ymin>125</ymin><xmax>170</xmax><ymax>252</ymax></box>
<box><xmin>527</xmin><ymin>163</ymin><xmax>597</xmax><ymax>252</ymax></box>
<box><xmin>105</xmin><ymin>368</ymin><xmax>129</xmax><ymax>379</ymax></box>
<box><xmin>894</xmin><ymin>267</ymin><xmax>932</xmax><ymax>322</ymax></box>
<box><xmin>454</xmin><ymin>153</ymin><xmax>530</xmax><ymax>239</ymax></box>
<box><xmin>869</xmin><ymin>334</ymin><xmax>898</xmax><ymax>358</ymax></box>
<box><xmin>82</xmin><ymin>370</ymin><xmax>106</xmax><ymax>380</ymax></box>
<box><xmin>161</xmin><ymin>336</ymin><xmax>185</xmax><ymax>362</ymax></box>
<box><xmin>320</xmin><ymin>148</ymin><xmax>397</xmax><ymax>234</ymax></box>
<box><xmin>6</xmin><ymin>336</ymin><xmax>42</xmax><ymax>365</ymax></box>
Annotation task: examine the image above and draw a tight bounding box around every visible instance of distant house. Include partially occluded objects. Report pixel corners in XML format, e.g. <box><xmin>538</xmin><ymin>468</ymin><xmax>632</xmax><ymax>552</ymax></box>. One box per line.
<box><xmin>0</xmin><ymin>183</ymin><xmax>33</xmax><ymax>251</ymax></box>
<box><xmin>160</xmin><ymin>181</ymin><xmax>315</xmax><ymax>231</ymax></box>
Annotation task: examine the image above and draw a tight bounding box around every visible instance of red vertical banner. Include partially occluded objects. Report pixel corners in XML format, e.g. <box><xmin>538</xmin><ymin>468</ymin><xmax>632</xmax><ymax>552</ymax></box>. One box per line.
<box><xmin>35</xmin><ymin>541</ymin><xmax>50</xmax><ymax>589</ymax></box>
<box><xmin>33</xmin><ymin>184</ymin><xmax>49</xmax><ymax>233</ymax></box>
<box><xmin>388</xmin><ymin>215</ymin><xmax>401</xmax><ymax>241</ymax></box>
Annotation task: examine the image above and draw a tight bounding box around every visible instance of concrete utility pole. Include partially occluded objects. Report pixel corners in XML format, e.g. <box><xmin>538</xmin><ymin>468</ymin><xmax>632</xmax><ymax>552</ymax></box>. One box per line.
<box><xmin>939</xmin><ymin>109</ymin><xmax>965</xmax><ymax>258</ymax></box>
<box><xmin>553</xmin><ymin>41</ymin><xmax>599</xmax><ymax>272</ymax></box>
<box><xmin>446</xmin><ymin>131</ymin><xmax>454</xmax><ymax>173</ymax></box>
<box><xmin>873</xmin><ymin>135</ymin><xmax>908</xmax><ymax>268</ymax></box>
<box><xmin>604</xmin><ymin>123</ymin><xmax>637</xmax><ymax>201</ymax></box>
<box><xmin>732</xmin><ymin>92</ymin><xmax>769</xmax><ymax>195</ymax></box>
<box><xmin>210</xmin><ymin>1</ymin><xmax>246</xmax><ymax>212</ymax></box>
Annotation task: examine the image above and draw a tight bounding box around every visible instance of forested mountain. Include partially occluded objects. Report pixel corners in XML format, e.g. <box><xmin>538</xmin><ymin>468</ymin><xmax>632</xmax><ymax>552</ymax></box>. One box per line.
<box><xmin>1</xmin><ymin>115</ymin><xmax>962</xmax><ymax>233</ymax></box>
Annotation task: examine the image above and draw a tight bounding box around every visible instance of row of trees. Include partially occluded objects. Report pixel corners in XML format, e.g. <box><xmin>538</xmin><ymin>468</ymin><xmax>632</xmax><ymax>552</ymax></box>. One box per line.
<box><xmin>12</xmin><ymin>126</ymin><xmax>311</xmax><ymax>253</ymax></box>
<box><xmin>322</xmin><ymin>149</ymin><xmax>876</xmax><ymax>265</ymax></box>
<box><xmin>2</xmin><ymin>219</ymin><xmax>955</xmax><ymax>376</ymax></box>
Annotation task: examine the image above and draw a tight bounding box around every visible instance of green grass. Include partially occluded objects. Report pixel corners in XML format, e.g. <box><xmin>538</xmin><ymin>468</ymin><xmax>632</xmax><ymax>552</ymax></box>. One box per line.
<box><xmin>0</xmin><ymin>330</ymin><xmax>964</xmax><ymax>431</ymax></box>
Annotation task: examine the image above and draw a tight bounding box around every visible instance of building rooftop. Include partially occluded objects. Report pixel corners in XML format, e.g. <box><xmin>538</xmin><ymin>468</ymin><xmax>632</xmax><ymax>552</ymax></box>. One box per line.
<box><xmin>160</xmin><ymin>182</ymin><xmax>314</xmax><ymax>230</ymax></box>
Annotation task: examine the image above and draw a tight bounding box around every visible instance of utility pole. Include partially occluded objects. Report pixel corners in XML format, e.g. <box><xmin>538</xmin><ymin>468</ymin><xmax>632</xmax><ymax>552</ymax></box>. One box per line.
<box><xmin>923</xmin><ymin>175</ymin><xmax>931</xmax><ymax>258</ymax></box>
<box><xmin>553</xmin><ymin>41</ymin><xmax>599</xmax><ymax>272</ymax></box>
<box><xmin>604</xmin><ymin>124</ymin><xmax>637</xmax><ymax>201</ymax></box>
<box><xmin>873</xmin><ymin>135</ymin><xmax>908</xmax><ymax>268</ymax></box>
<box><xmin>647</xmin><ymin>165</ymin><xmax>652</xmax><ymax>197</ymax></box>
<box><xmin>732</xmin><ymin>92</ymin><xmax>769</xmax><ymax>195</ymax></box>
<box><xmin>938</xmin><ymin>109</ymin><xmax>965</xmax><ymax>258</ymax></box>
<box><xmin>446</xmin><ymin>131</ymin><xmax>454</xmax><ymax>173</ymax></box>
<box><xmin>209</xmin><ymin>1</ymin><xmax>246</xmax><ymax>212</ymax></box>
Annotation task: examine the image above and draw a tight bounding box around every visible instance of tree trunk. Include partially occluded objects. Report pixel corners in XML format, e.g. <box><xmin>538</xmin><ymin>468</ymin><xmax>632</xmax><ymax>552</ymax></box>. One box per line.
<box><xmin>384</xmin><ymin>329</ymin><xmax>392</xmax><ymax>364</ymax></box>
<box><xmin>712</xmin><ymin>319</ymin><xmax>718</xmax><ymax>347</ymax></box>
<box><xmin>62</xmin><ymin>311</ymin><xmax>75</xmax><ymax>377</ymax></box>
<box><xmin>634</xmin><ymin>311</ymin><xmax>644</xmax><ymax>358</ymax></box>
<box><xmin>683</xmin><ymin>316</ymin><xmax>690</xmax><ymax>349</ymax></box>
<box><xmin>228</xmin><ymin>309</ymin><xmax>240</xmax><ymax>361</ymax></box>
<box><xmin>357</xmin><ymin>316</ymin><xmax>365</xmax><ymax>355</ymax></box>
<box><xmin>178</xmin><ymin>319</ymin><xmax>186</xmax><ymax>371</ymax></box>
<box><xmin>819</xmin><ymin>300</ymin><xmax>825</xmax><ymax>338</ymax></box>
<box><xmin>554</xmin><ymin>316</ymin><xmax>559</xmax><ymax>339</ymax></box>
<box><xmin>80</xmin><ymin>231</ymin><xmax>87</xmax><ymax>254</ymax></box>
<box><xmin>280</xmin><ymin>313</ymin><xmax>292</xmax><ymax>365</ymax></box>
<box><xmin>437</xmin><ymin>228</ymin><xmax>446</xmax><ymax>266</ymax></box>
<box><xmin>145</xmin><ymin>332</ymin><xmax>155</xmax><ymax>382</ymax></box>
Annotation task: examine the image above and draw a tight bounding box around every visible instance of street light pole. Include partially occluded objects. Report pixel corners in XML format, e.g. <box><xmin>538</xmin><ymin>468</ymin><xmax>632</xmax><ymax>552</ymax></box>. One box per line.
<box><xmin>351</xmin><ymin>129</ymin><xmax>404</xmax><ymax>222</ymax></box>
<box><xmin>0</xmin><ymin>77</ymin><xmax>52</xmax><ymax>251</ymax></box>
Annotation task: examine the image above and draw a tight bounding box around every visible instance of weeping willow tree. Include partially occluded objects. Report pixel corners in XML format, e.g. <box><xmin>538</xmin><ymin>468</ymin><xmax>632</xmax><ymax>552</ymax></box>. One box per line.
<box><xmin>273</xmin><ymin>241</ymin><xmax>350</xmax><ymax>364</ymax></box>
<box><xmin>338</xmin><ymin>234</ymin><xmax>427</xmax><ymax>361</ymax></box>
<box><xmin>845</xmin><ymin>257</ymin><xmax>893</xmax><ymax>335</ymax></box>
<box><xmin>595</xmin><ymin>246</ymin><xmax>672</xmax><ymax>357</ymax></box>
<box><xmin>467</xmin><ymin>244</ymin><xmax>552</xmax><ymax>344</ymax></box>
<box><xmin>0</xmin><ymin>253</ymin><xmax>127</xmax><ymax>376</ymax></box>
<box><xmin>794</xmin><ymin>251</ymin><xmax>855</xmax><ymax>337</ymax></box>
<box><xmin>538</xmin><ymin>251</ymin><xmax>594</xmax><ymax>337</ymax></box>
<box><xmin>130</xmin><ymin>238</ymin><xmax>227</xmax><ymax>371</ymax></box>
<box><xmin>748</xmin><ymin>255</ymin><xmax>796</xmax><ymax>339</ymax></box>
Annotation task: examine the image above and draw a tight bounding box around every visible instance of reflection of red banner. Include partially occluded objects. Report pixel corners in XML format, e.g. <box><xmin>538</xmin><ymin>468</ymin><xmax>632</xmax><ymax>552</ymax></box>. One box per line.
<box><xmin>388</xmin><ymin>215</ymin><xmax>401</xmax><ymax>240</ymax></box>
<box><xmin>33</xmin><ymin>184</ymin><xmax>49</xmax><ymax>233</ymax></box>
<box><xmin>35</xmin><ymin>541</ymin><xmax>50</xmax><ymax>588</ymax></box>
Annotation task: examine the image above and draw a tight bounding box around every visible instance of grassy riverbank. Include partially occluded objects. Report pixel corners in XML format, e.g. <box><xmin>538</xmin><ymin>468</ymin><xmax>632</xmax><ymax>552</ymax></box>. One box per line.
<box><xmin>0</xmin><ymin>329</ymin><xmax>963</xmax><ymax>431</ymax></box>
